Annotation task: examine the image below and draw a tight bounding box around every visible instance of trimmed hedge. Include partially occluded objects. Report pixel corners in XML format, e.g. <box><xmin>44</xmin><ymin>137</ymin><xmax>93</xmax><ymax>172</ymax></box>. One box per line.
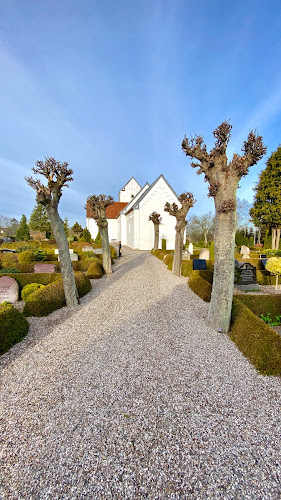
<box><xmin>158</xmin><ymin>251</ymin><xmax>165</xmax><ymax>260</ymax></box>
<box><xmin>0</xmin><ymin>303</ymin><xmax>29</xmax><ymax>354</ymax></box>
<box><xmin>181</xmin><ymin>260</ymin><xmax>194</xmax><ymax>277</ymax></box>
<box><xmin>163</xmin><ymin>254</ymin><xmax>173</xmax><ymax>266</ymax></box>
<box><xmin>18</xmin><ymin>251</ymin><xmax>35</xmax><ymax>263</ymax></box>
<box><xmin>2</xmin><ymin>273</ymin><xmax>62</xmax><ymax>290</ymax></box>
<box><xmin>230</xmin><ymin>298</ymin><xmax>281</xmax><ymax>376</ymax></box>
<box><xmin>236</xmin><ymin>295</ymin><xmax>281</xmax><ymax>319</ymax></box>
<box><xmin>154</xmin><ymin>249</ymin><xmax>162</xmax><ymax>258</ymax></box>
<box><xmin>192</xmin><ymin>270</ymin><xmax>213</xmax><ymax>284</ymax></box>
<box><xmin>23</xmin><ymin>272</ymin><xmax>91</xmax><ymax>317</ymax></box>
<box><xmin>188</xmin><ymin>271</ymin><xmax>212</xmax><ymax>302</ymax></box>
<box><xmin>86</xmin><ymin>261</ymin><xmax>104</xmax><ymax>279</ymax></box>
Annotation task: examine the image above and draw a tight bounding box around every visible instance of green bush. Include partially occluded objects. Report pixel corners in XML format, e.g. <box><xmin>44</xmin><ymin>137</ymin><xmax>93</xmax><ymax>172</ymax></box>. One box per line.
<box><xmin>164</xmin><ymin>254</ymin><xmax>173</xmax><ymax>266</ymax></box>
<box><xmin>158</xmin><ymin>251</ymin><xmax>165</xmax><ymax>260</ymax></box>
<box><xmin>2</xmin><ymin>273</ymin><xmax>61</xmax><ymax>290</ymax></box>
<box><xmin>256</xmin><ymin>270</ymin><xmax>271</xmax><ymax>285</ymax></box>
<box><xmin>0</xmin><ymin>253</ymin><xmax>18</xmax><ymax>268</ymax></box>
<box><xmin>21</xmin><ymin>283</ymin><xmax>46</xmax><ymax>301</ymax></box>
<box><xmin>154</xmin><ymin>249</ymin><xmax>162</xmax><ymax>257</ymax></box>
<box><xmin>24</xmin><ymin>272</ymin><xmax>91</xmax><ymax>317</ymax></box>
<box><xmin>18</xmin><ymin>250</ymin><xmax>35</xmax><ymax>263</ymax></box>
<box><xmin>0</xmin><ymin>303</ymin><xmax>29</xmax><ymax>354</ymax></box>
<box><xmin>230</xmin><ymin>298</ymin><xmax>281</xmax><ymax>376</ymax></box>
<box><xmin>34</xmin><ymin>249</ymin><xmax>48</xmax><ymax>261</ymax></box>
<box><xmin>0</xmin><ymin>268</ymin><xmax>21</xmax><ymax>274</ymax></box>
<box><xmin>18</xmin><ymin>263</ymin><xmax>35</xmax><ymax>273</ymax></box>
<box><xmin>181</xmin><ymin>260</ymin><xmax>194</xmax><ymax>277</ymax></box>
<box><xmin>86</xmin><ymin>261</ymin><xmax>104</xmax><ymax>279</ymax></box>
<box><xmin>161</xmin><ymin>238</ymin><xmax>167</xmax><ymax>250</ymax></box>
<box><xmin>188</xmin><ymin>271</ymin><xmax>212</xmax><ymax>302</ymax></box>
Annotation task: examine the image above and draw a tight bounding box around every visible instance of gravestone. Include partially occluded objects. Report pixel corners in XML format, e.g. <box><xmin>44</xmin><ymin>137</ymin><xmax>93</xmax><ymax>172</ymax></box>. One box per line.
<box><xmin>34</xmin><ymin>263</ymin><xmax>56</xmax><ymax>273</ymax></box>
<box><xmin>182</xmin><ymin>251</ymin><xmax>191</xmax><ymax>260</ymax></box>
<box><xmin>55</xmin><ymin>249</ymin><xmax>78</xmax><ymax>261</ymax></box>
<box><xmin>193</xmin><ymin>259</ymin><xmax>207</xmax><ymax>271</ymax></box>
<box><xmin>188</xmin><ymin>243</ymin><xmax>193</xmax><ymax>254</ymax></box>
<box><xmin>235</xmin><ymin>262</ymin><xmax>258</xmax><ymax>289</ymax></box>
<box><xmin>55</xmin><ymin>249</ymin><xmax>74</xmax><ymax>255</ymax></box>
<box><xmin>0</xmin><ymin>248</ymin><xmax>16</xmax><ymax>253</ymax></box>
<box><xmin>261</xmin><ymin>259</ymin><xmax>268</xmax><ymax>269</ymax></box>
<box><xmin>259</xmin><ymin>254</ymin><xmax>267</xmax><ymax>259</ymax></box>
<box><xmin>93</xmin><ymin>248</ymin><xmax>103</xmax><ymax>255</ymax></box>
<box><xmin>82</xmin><ymin>245</ymin><xmax>95</xmax><ymax>252</ymax></box>
<box><xmin>199</xmin><ymin>248</ymin><xmax>210</xmax><ymax>260</ymax></box>
<box><xmin>240</xmin><ymin>245</ymin><xmax>250</xmax><ymax>259</ymax></box>
<box><xmin>0</xmin><ymin>276</ymin><xmax>19</xmax><ymax>304</ymax></box>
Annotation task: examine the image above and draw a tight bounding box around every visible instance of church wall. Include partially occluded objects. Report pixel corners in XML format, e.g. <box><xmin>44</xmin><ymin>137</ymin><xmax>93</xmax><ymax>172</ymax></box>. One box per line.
<box><xmin>126</xmin><ymin>212</ymin><xmax>135</xmax><ymax>248</ymax></box>
<box><xmin>86</xmin><ymin>218</ymin><xmax>118</xmax><ymax>242</ymax></box>
<box><xmin>138</xmin><ymin>177</ymin><xmax>178</xmax><ymax>250</ymax></box>
<box><xmin>119</xmin><ymin>178</ymin><xmax>141</xmax><ymax>202</ymax></box>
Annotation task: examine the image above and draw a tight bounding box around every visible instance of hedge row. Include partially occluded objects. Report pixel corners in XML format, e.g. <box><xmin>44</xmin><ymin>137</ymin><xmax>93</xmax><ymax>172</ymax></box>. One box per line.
<box><xmin>0</xmin><ymin>303</ymin><xmax>29</xmax><ymax>354</ymax></box>
<box><xmin>86</xmin><ymin>261</ymin><xmax>104</xmax><ymax>279</ymax></box>
<box><xmin>23</xmin><ymin>272</ymin><xmax>92</xmax><ymax>317</ymax></box>
<box><xmin>187</xmin><ymin>271</ymin><xmax>281</xmax><ymax>376</ymax></box>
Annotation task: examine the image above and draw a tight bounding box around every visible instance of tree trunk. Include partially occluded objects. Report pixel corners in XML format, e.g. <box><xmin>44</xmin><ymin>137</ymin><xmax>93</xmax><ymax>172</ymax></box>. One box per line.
<box><xmin>276</xmin><ymin>228</ymin><xmax>281</xmax><ymax>250</ymax></box>
<box><xmin>172</xmin><ymin>224</ymin><xmax>184</xmax><ymax>276</ymax></box>
<box><xmin>153</xmin><ymin>224</ymin><xmax>159</xmax><ymax>251</ymax></box>
<box><xmin>204</xmin><ymin>232</ymin><xmax>208</xmax><ymax>245</ymax></box>
<box><xmin>272</xmin><ymin>227</ymin><xmax>277</xmax><ymax>250</ymax></box>
<box><xmin>207</xmin><ymin>196</ymin><xmax>237</xmax><ymax>333</ymax></box>
<box><xmin>47</xmin><ymin>207</ymin><xmax>79</xmax><ymax>308</ymax></box>
<box><xmin>99</xmin><ymin>224</ymin><xmax>112</xmax><ymax>274</ymax></box>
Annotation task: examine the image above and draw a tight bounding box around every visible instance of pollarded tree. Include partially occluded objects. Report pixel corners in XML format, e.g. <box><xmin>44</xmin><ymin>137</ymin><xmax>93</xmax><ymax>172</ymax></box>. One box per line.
<box><xmin>16</xmin><ymin>215</ymin><xmax>30</xmax><ymax>241</ymax></box>
<box><xmin>250</xmin><ymin>145</ymin><xmax>281</xmax><ymax>250</ymax></box>
<box><xmin>149</xmin><ymin>211</ymin><xmax>162</xmax><ymax>251</ymax></box>
<box><xmin>164</xmin><ymin>192</ymin><xmax>196</xmax><ymax>276</ymax></box>
<box><xmin>182</xmin><ymin>122</ymin><xmax>266</xmax><ymax>333</ymax></box>
<box><xmin>86</xmin><ymin>195</ymin><xmax>114</xmax><ymax>274</ymax></box>
<box><xmin>25</xmin><ymin>157</ymin><xmax>79</xmax><ymax>307</ymax></box>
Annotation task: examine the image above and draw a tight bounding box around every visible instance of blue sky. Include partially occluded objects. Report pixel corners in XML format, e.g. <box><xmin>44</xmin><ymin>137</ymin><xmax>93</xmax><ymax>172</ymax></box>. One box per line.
<box><xmin>0</xmin><ymin>0</ymin><xmax>280</xmax><ymax>226</ymax></box>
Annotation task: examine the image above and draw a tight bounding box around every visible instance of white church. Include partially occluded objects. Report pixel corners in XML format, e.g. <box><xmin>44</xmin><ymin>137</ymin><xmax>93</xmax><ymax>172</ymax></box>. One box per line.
<box><xmin>86</xmin><ymin>175</ymin><xmax>181</xmax><ymax>251</ymax></box>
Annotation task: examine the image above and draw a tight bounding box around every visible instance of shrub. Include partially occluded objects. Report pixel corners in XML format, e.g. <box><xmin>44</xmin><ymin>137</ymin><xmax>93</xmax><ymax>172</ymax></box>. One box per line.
<box><xmin>256</xmin><ymin>270</ymin><xmax>270</xmax><ymax>285</ymax></box>
<box><xmin>18</xmin><ymin>263</ymin><xmax>34</xmax><ymax>273</ymax></box>
<box><xmin>21</xmin><ymin>283</ymin><xmax>46</xmax><ymax>301</ymax></box>
<box><xmin>86</xmin><ymin>261</ymin><xmax>104</xmax><ymax>279</ymax></box>
<box><xmin>254</xmin><ymin>243</ymin><xmax>263</xmax><ymax>249</ymax></box>
<box><xmin>0</xmin><ymin>253</ymin><xmax>19</xmax><ymax>268</ymax></box>
<box><xmin>0</xmin><ymin>268</ymin><xmax>21</xmax><ymax>274</ymax></box>
<box><xmin>193</xmin><ymin>270</ymin><xmax>213</xmax><ymax>283</ymax></box>
<box><xmin>154</xmin><ymin>249</ymin><xmax>162</xmax><ymax>257</ymax></box>
<box><xmin>161</xmin><ymin>238</ymin><xmax>167</xmax><ymax>250</ymax></box>
<box><xmin>2</xmin><ymin>273</ymin><xmax>61</xmax><ymax>290</ymax></box>
<box><xmin>18</xmin><ymin>250</ymin><xmax>35</xmax><ymax>263</ymax></box>
<box><xmin>181</xmin><ymin>260</ymin><xmax>194</xmax><ymax>277</ymax></box>
<box><xmin>188</xmin><ymin>271</ymin><xmax>212</xmax><ymax>302</ymax></box>
<box><xmin>266</xmin><ymin>257</ymin><xmax>281</xmax><ymax>289</ymax></box>
<box><xmin>230</xmin><ymin>298</ymin><xmax>281</xmax><ymax>376</ymax></box>
<box><xmin>0</xmin><ymin>303</ymin><xmax>29</xmax><ymax>354</ymax></box>
<box><xmin>23</xmin><ymin>272</ymin><xmax>91</xmax><ymax>316</ymax></box>
<box><xmin>164</xmin><ymin>254</ymin><xmax>173</xmax><ymax>266</ymax></box>
<box><xmin>34</xmin><ymin>249</ymin><xmax>48</xmax><ymax>261</ymax></box>
<box><xmin>236</xmin><ymin>295</ymin><xmax>281</xmax><ymax>319</ymax></box>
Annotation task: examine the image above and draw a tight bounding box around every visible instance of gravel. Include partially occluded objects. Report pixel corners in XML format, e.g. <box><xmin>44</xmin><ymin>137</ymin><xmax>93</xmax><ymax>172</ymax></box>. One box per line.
<box><xmin>0</xmin><ymin>249</ymin><xmax>281</xmax><ymax>499</ymax></box>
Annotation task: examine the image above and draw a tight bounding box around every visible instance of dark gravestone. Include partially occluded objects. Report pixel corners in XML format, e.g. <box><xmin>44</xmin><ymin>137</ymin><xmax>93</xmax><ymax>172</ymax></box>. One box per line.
<box><xmin>0</xmin><ymin>248</ymin><xmax>16</xmax><ymax>253</ymax></box>
<box><xmin>235</xmin><ymin>260</ymin><xmax>239</xmax><ymax>267</ymax></box>
<box><xmin>259</xmin><ymin>254</ymin><xmax>267</xmax><ymax>259</ymax></box>
<box><xmin>193</xmin><ymin>259</ymin><xmax>207</xmax><ymax>271</ymax></box>
<box><xmin>235</xmin><ymin>262</ymin><xmax>257</xmax><ymax>285</ymax></box>
<box><xmin>261</xmin><ymin>259</ymin><xmax>268</xmax><ymax>269</ymax></box>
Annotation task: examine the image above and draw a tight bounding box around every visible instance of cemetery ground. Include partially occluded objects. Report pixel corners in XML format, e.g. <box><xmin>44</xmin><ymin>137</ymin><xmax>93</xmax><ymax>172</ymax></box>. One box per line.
<box><xmin>0</xmin><ymin>249</ymin><xmax>281</xmax><ymax>498</ymax></box>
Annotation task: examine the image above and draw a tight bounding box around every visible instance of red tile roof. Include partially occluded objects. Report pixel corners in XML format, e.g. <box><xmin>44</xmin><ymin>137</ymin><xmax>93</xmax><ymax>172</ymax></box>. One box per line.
<box><xmin>86</xmin><ymin>202</ymin><xmax>127</xmax><ymax>219</ymax></box>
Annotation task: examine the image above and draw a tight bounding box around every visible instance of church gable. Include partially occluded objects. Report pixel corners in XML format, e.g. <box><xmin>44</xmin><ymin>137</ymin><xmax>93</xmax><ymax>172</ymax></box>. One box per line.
<box><xmin>119</xmin><ymin>177</ymin><xmax>141</xmax><ymax>203</ymax></box>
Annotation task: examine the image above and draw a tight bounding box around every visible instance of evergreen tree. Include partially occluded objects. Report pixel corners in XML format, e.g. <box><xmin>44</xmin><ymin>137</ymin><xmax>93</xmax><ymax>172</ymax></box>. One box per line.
<box><xmin>71</xmin><ymin>221</ymin><xmax>83</xmax><ymax>236</ymax></box>
<box><xmin>250</xmin><ymin>145</ymin><xmax>281</xmax><ymax>249</ymax></box>
<box><xmin>63</xmin><ymin>217</ymin><xmax>70</xmax><ymax>237</ymax></box>
<box><xmin>80</xmin><ymin>228</ymin><xmax>92</xmax><ymax>243</ymax></box>
<box><xmin>16</xmin><ymin>215</ymin><xmax>30</xmax><ymax>241</ymax></box>
<box><xmin>29</xmin><ymin>204</ymin><xmax>50</xmax><ymax>234</ymax></box>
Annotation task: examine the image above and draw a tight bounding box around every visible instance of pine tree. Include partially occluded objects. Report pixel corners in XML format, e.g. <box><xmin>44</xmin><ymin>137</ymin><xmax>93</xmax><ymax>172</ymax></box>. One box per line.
<box><xmin>250</xmin><ymin>145</ymin><xmax>281</xmax><ymax>249</ymax></box>
<box><xmin>29</xmin><ymin>204</ymin><xmax>50</xmax><ymax>234</ymax></box>
<box><xmin>16</xmin><ymin>215</ymin><xmax>30</xmax><ymax>241</ymax></box>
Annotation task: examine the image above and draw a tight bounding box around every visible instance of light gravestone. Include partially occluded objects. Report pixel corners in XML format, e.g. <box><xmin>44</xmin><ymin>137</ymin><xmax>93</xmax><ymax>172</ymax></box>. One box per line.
<box><xmin>34</xmin><ymin>263</ymin><xmax>56</xmax><ymax>273</ymax></box>
<box><xmin>199</xmin><ymin>248</ymin><xmax>210</xmax><ymax>260</ymax></box>
<box><xmin>240</xmin><ymin>245</ymin><xmax>250</xmax><ymax>259</ymax></box>
<box><xmin>188</xmin><ymin>243</ymin><xmax>193</xmax><ymax>254</ymax></box>
<box><xmin>0</xmin><ymin>276</ymin><xmax>19</xmax><ymax>304</ymax></box>
<box><xmin>55</xmin><ymin>249</ymin><xmax>78</xmax><ymax>261</ymax></box>
<box><xmin>82</xmin><ymin>245</ymin><xmax>95</xmax><ymax>252</ymax></box>
<box><xmin>182</xmin><ymin>251</ymin><xmax>191</xmax><ymax>260</ymax></box>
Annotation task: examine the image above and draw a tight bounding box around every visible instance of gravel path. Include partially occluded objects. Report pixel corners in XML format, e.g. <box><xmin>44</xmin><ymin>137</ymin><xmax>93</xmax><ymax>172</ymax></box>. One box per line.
<box><xmin>0</xmin><ymin>250</ymin><xmax>281</xmax><ymax>499</ymax></box>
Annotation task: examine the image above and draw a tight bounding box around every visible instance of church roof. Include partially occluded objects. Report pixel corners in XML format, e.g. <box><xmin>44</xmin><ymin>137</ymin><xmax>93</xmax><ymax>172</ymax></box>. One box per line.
<box><xmin>128</xmin><ymin>174</ymin><xmax>178</xmax><ymax>211</ymax></box>
<box><xmin>86</xmin><ymin>202</ymin><xmax>127</xmax><ymax>219</ymax></box>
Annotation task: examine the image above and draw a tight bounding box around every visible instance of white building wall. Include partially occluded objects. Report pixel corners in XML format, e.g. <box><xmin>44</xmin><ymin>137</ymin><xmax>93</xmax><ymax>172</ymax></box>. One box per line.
<box><xmin>119</xmin><ymin>178</ymin><xmax>141</xmax><ymax>202</ymax></box>
<box><xmin>138</xmin><ymin>177</ymin><xmax>179</xmax><ymax>250</ymax></box>
<box><xmin>86</xmin><ymin>218</ymin><xmax>118</xmax><ymax>241</ymax></box>
<box><xmin>126</xmin><ymin>212</ymin><xmax>135</xmax><ymax>248</ymax></box>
